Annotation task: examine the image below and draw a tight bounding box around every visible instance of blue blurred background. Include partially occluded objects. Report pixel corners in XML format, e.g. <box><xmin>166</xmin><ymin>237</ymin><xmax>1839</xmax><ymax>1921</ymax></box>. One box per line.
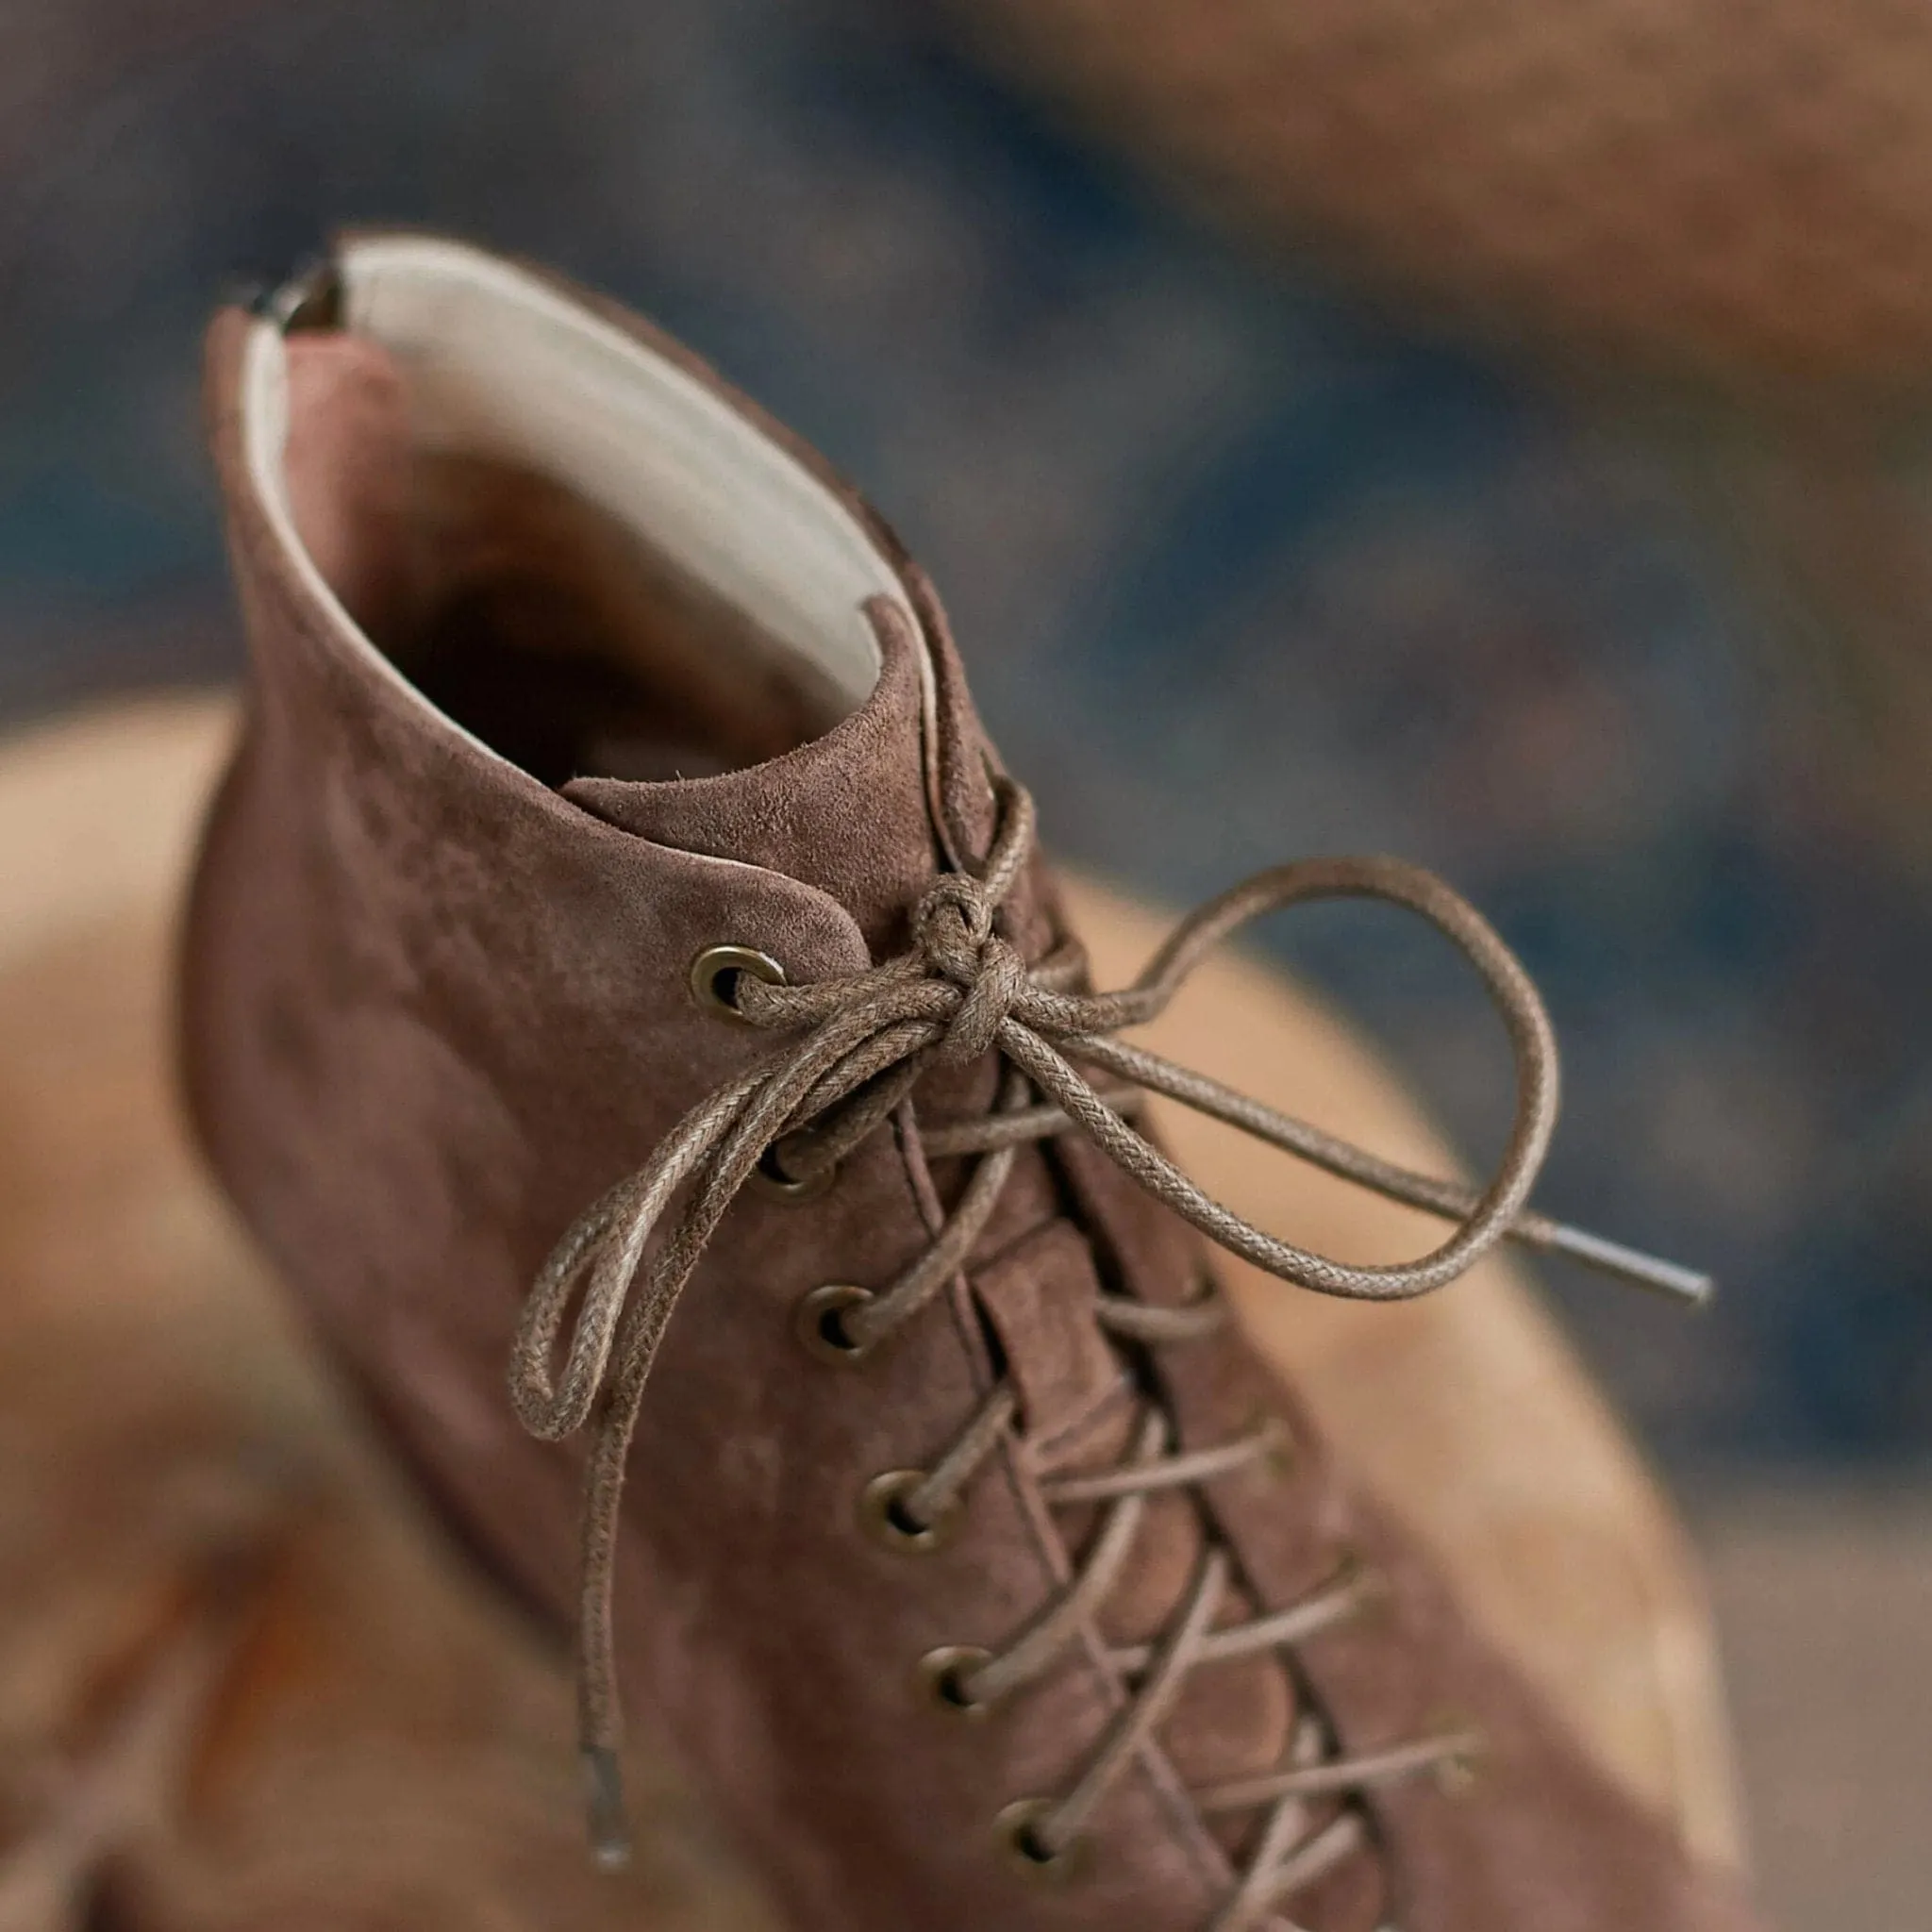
<box><xmin>4</xmin><ymin>0</ymin><xmax>1928</xmax><ymax>1478</ymax></box>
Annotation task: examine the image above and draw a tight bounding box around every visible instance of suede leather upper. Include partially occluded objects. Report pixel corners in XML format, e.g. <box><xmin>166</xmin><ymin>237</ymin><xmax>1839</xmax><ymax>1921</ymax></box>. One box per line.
<box><xmin>182</xmin><ymin>242</ymin><xmax>1766</xmax><ymax>1932</ymax></box>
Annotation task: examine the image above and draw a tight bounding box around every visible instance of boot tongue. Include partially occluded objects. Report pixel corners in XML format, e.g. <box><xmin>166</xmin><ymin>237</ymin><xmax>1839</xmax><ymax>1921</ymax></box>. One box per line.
<box><xmin>562</xmin><ymin>605</ymin><xmax>944</xmax><ymax>958</ymax></box>
<box><xmin>583</xmin><ymin>592</ymin><xmax>1287</xmax><ymax>1820</ymax></box>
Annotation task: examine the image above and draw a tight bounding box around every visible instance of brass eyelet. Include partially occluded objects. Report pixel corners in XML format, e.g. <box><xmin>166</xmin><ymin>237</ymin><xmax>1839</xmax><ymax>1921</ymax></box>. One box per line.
<box><xmin>794</xmin><ymin>1283</ymin><xmax>877</xmax><ymax>1363</ymax></box>
<box><xmin>1330</xmin><ymin>1543</ymin><xmax>1392</xmax><ymax>1630</ymax></box>
<box><xmin>751</xmin><ymin>1136</ymin><xmax>836</xmax><ymax>1201</ymax></box>
<box><xmin>1328</xmin><ymin>1543</ymin><xmax>1366</xmax><ymax>1588</ymax></box>
<box><xmin>1256</xmin><ymin>1412</ymin><xmax>1296</xmax><ymax>1480</ymax></box>
<box><xmin>993</xmin><ymin>1798</ymin><xmax>1092</xmax><ymax>1883</ymax></box>
<box><xmin>918</xmin><ymin>1644</ymin><xmax>994</xmax><ymax>1719</ymax></box>
<box><xmin>859</xmin><ymin>1470</ymin><xmax>960</xmax><ymax>1555</ymax></box>
<box><xmin>690</xmin><ymin>944</ymin><xmax>786</xmax><ymax>1023</ymax></box>
<box><xmin>1428</xmin><ymin>1714</ymin><xmax>1488</xmax><ymax>1799</ymax></box>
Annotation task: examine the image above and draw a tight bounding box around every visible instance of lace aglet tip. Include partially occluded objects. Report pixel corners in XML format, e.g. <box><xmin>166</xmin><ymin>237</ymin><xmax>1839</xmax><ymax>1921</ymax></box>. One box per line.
<box><xmin>1620</xmin><ymin>1255</ymin><xmax>1718</xmax><ymax>1310</ymax></box>
<box><xmin>1674</xmin><ymin>1269</ymin><xmax>1718</xmax><ymax>1311</ymax></box>
<box><xmin>583</xmin><ymin>1745</ymin><xmax>633</xmax><ymax>1872</ymax></box>
<box><xmin>1545</xmin><ymin>1224</ymin><xmax>1716</xmax><ymax>1309</ymax></box>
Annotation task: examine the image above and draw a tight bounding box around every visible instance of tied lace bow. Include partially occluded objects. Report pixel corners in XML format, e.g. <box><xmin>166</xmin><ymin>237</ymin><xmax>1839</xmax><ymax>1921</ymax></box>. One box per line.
<box><xmin>509</xmin><ymin>777</ymin><xmax>1708</xmax><ymax>1894</ymax></box>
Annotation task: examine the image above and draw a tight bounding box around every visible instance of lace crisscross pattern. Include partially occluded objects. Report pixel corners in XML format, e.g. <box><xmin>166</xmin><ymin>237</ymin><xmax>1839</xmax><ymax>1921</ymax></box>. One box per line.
<box><xmin>509</xmin><ymin>778</ymin><xmax>1707</xmax><ymax>1927</ymax></box>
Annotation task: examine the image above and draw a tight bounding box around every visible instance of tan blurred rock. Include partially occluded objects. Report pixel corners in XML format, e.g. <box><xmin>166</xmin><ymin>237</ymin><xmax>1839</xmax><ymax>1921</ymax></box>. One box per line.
<box><xmin>0</xmin><ymin>695</ymin><xmax>1741</xmax><ymax>1925</ymax></box>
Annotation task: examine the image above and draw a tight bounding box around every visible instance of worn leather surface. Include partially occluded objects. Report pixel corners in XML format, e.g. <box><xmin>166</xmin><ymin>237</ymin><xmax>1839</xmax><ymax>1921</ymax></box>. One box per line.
<box><xmin>181</xmin><ymin>243</ymin><xmax>1767</xmax><ymax>1931</ymax></box>
<box><xmin>0</xmin><ymin>696</ymin><xmax>1743</xmax><ymax>1929</ymax></box>
<box><xmin>0</xmin><ymin>693</ymin><xmax>1748</xmax><ymax>1877</ymax></box>
<box><xmin>0</xmin><ymin>858</ymin><xmax>774</xmax><ymax>1932</ymax></box>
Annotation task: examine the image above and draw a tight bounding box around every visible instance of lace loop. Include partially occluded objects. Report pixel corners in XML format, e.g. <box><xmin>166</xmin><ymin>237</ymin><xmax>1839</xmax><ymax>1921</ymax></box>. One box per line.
<box><xmin>508</xmin><ymin>775</ymin><xmax>1709</xmax><ymax>1904</ymax></box>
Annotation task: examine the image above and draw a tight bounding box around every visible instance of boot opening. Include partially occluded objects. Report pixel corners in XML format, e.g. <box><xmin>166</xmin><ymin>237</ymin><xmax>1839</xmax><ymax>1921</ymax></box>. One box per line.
<box><xmin>242</xmin><ymin>237</ymin><xmax>909</xmax><ymax>789</ymax></box>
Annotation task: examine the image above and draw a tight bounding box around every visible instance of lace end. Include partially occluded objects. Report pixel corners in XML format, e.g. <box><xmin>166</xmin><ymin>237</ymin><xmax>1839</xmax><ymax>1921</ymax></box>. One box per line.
<box><xmin>583</xmin><ymin>1744</ymin><xmax>633</xmax><ymax>1872</ymax></box>
<box><xmin>1542</xmin><ymin>1223</ymin><xmax>1716</xmax><ymax>1308</ymax></box>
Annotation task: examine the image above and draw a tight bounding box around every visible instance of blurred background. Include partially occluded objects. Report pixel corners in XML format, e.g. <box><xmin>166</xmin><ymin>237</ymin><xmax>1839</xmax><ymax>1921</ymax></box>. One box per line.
<box><xmin>2</xmin><ymin>1</ymin><xmax>1928</xmax><ymax>1924</ymax></box>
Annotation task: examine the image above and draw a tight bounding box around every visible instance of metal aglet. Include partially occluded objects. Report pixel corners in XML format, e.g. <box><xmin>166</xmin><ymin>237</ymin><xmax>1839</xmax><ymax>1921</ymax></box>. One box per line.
<box><xmin>1534</xmin><ymin>1220</ymin><xmax>1717</xmax><ymax>1308</ymax></box>
<box><xmin>583</xmin><ymin>1744</ymin><xmax>633</xmax><ymax>1872</ymax></box>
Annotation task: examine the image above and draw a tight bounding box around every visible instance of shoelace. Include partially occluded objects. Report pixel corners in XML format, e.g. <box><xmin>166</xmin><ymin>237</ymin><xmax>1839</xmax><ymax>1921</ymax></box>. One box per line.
<box><xmin>508</xmin><ymin>777</ymin><xmax>1708</xmax><ymax>1923</ymax></box>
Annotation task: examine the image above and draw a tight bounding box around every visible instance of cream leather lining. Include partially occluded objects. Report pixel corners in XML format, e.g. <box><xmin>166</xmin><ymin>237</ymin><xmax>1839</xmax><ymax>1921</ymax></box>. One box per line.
<box><xmin>243</xmin><ymin>235</ymin><xmax>902</xmax><ymax>716</ymax></box>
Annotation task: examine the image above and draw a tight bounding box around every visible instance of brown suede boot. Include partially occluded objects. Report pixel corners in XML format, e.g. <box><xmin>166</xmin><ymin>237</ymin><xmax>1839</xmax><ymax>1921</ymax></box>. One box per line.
<box><xmin>183</xmin><ymin>232</ymin><xmax>1764</xmax><ymax>1932</ymax></box>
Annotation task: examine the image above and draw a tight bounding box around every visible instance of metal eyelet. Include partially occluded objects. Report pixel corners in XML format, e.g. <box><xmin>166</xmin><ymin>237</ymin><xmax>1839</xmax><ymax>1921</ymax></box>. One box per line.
<box><xmin>918</xmin><ymin>1644</ymin><xmax>994</xmax><ymax>1719</ymax></box>
<box><xmin>859</xmin><ymin>1470</ymin><xmax>960</xmax><ymax>1555</ymax></box>
<box><xmin>690</xmin><ymin>943</ymin><xmax>786</xmax><ymax>1023</ymax></box>
<box><xmin>1256</xmin><ymin>1412</ymin><xmax>1296</xmax><ymax>1479</ymax></box>
<box><xmin>1330</xmin><ymin>1544</ymin><xmax>1392</xmax><ymax>1629</ymax></box>
<box><xmin>794</xmin><ymin>1283</ymin><xmax>877</xmax><ymax>1363</ymax></box>
<box><xmin>993</xmin><ymin>1798</ymin><xmax>1092</xmax><ymax>1883</ymax></box>
<box><xmin>1428</xmin><ymin>1714</ymin><xmax>1488</xmax><ymax>1798</ymax></box>
<box><xmin>751</xmin><ymin>1135</ymin><xmax>836</xmax><ymax>1201</ymax></box>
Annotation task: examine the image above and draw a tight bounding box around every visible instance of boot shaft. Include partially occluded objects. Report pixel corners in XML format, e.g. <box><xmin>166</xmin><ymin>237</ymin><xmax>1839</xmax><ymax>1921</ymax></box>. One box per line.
<box><xmin>185</xmin><ymin>233</ymin><xmax>1762</xmax><ymax>1932</ymax></box>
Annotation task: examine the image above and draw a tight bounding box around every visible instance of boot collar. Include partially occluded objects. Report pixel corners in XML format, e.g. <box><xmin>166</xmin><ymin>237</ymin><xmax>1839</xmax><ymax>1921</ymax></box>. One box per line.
<box><xmin>221</xmin><ymin>229</ymin><xmax>1020</xmax><ymax>957</ymax></box>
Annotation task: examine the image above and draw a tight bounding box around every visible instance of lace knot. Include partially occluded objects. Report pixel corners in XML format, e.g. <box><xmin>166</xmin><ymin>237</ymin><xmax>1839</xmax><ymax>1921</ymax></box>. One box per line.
<box><xmin>914</xmin><ymin>872</ymin><xmax>995</xmax><ymax>971</ymax></box>
<box><xmin>914</xmin><ymin>873</ymin><xmax>1027</xmax><ymax>1064</ymax></box>
<box><xmin>511</xmin><ymin>773</ymin><xmax>1711</xmax><ymax>1893</ymax></box>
